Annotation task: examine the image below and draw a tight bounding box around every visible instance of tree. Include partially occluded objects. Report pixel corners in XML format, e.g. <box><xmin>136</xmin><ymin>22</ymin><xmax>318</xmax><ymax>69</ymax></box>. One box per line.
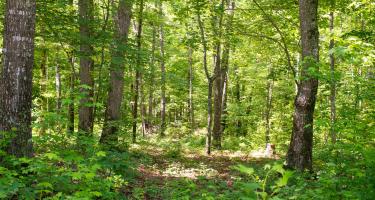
<box><xmin>101</xmin><ymin>0</ymin><xmax>133</xmax><ymax>146</ymax></box>
<box><xmin>159</xmin><ymin>0</ymin><xmax>167</xmax><ymax>137</ymax></box>
<box><xmin>78</xmin><ymin>0</ymin><xmax>95</xmax><ymax>134</ymax></box>
<box><xmin>286</xmin><ymin>0</ymin><xmax>320</xmax><ymax>171</ymax></box>
<box><xmin>132</xmin><ymin>0</ymin><xmax>144</xmax><ymax>143</ymax></box>
<box><xmin>0</xmin><ymin>0</ymin><xmax>36</xmax><ymax>157</ymax></box>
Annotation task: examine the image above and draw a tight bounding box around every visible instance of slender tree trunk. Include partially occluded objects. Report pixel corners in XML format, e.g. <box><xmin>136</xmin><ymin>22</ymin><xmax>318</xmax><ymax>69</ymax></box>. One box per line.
<box><xmin>55</xmin><ymin>64</ymin><xmax>62</xmax><ymax>111</ymax></box>
<box><xmin>206</xmin><ymin>80</ymin><xmax>214</xmax><ymax>155</ymax></box>
<box><xmin>132</xmin><ymin>0</ymin><xmax>144</xmax><ymax>143</ymax></box>
<box><xmin>39</xmin><ymin>48</ymin><xmax>48</xmax><ymax>135</ymax></box>
<box><xmin>265</xmin><ymin>67</ymin><xmax>274</xmax><ymax>145</ymax></box>
<box><xmin>101</xmin><ymin>0</ymin><xmax>132</xmax><ymax>145</ymax></box>
<box><xmin>159</xmin><ymin>1</ymin><xmax>167</xmax><ymax>137</ymax></box>
<box><xmin>234</xmin><ymin>66</ymin><xmax>243</xmax><ymax>136</ymax></box>
<box><xmin>148</xmin><ymin>24</ymin><xmax>157</xmax><ymax>130</ymax></box>
<box><xmin>188</xmin><ymin>46</ymin><xmax>195</xmax><ymax>131</ymax></box>
<box><xmin>197</xmin><ymin>10</ymin><xmax>215</xmax><ymax>155</ymax></box>
<box><xmin>93</xmin><ymin>0</ymin><xmax>111</xmax><ymax>122</ymax></box>
<box><xmin>78</xmin><ymin>0</ymin><xmax>95</xmax><ymax>134</ymax></box>
<box><xmin>68</xmin><ymin>55</ymin><xmax>76</xmax><ymax>133</ymax></box>
<box><xmin>286</xmin><ymin>0</ymin><xmax>320</xmax><ymax>171</ymax></box>
<box><xmin>329</xmin><ymin>5</ymin><xmax>336</xmax><ymax>144</ymax></box>
<box><xmin>40</xmin><ymin>48</ymin><xmax>48</xmax><ymax>113</ymax></box>
<box><xmin>140</xmin><ymin>74</ymin><xmax>146</xmax><ymax>137</ymax></box>
<box><xmin>0</xmin><ymin>0</ymin><xmax>36</xmax><ymax>158</ymax></box>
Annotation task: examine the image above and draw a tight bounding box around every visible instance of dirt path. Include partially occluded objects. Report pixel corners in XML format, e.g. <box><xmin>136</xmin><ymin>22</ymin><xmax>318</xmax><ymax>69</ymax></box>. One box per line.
<box><xmin>124</xmin><ymin>141</ymin><xmax>277</xmax><ymax>199</ymax></box>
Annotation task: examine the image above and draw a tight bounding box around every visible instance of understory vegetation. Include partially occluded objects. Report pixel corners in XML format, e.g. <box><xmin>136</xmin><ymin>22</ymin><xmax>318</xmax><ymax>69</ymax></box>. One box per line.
<box><xmin>0</xmin><ymin>0</ymin><xmax>374</xmax><ymax>199</ymax></box>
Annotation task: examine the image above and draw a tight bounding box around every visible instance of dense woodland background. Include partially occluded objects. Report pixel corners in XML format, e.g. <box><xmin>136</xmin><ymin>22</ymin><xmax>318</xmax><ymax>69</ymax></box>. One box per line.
<box><xmin>0</xmin><ymin>0</ymin><xmax>374</xmax><ymax>199</ymax></box>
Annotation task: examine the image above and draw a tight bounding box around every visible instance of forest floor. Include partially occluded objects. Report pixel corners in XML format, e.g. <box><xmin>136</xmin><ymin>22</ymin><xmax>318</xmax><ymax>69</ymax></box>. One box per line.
<box><xmin>123</xmin><ymin>136</ymin><xmax>278</xmax><ymax>199</ymax></box>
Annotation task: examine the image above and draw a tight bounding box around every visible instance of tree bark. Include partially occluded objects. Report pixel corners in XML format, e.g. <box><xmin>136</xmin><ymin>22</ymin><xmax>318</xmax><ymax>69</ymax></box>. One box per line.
<box><xmin>188</xmin><ymin>46</ymin><xmax>195</xmax><ymax>131</ymax></box>
<box><xmin>159</xmin><ymin>1</ymin><xmax>167</xmax><ymax>137</ymax></box>
<box><xmin>212</xmin><ymin>0</ymin><xmax>225</xmax><ymax>150</ymax></box>
<box><xmin>68</xmin><ymin>55</ymin><xmax>76</xmax><ymax>133</ymax></box>
<box><xmin>148</xmin><ymin>24</ymin><xmax>157</xmax><ymax>130</ymax></box>
<box><xmin>286</xmin><ymin>0</ymin><xmax>319</xmax><ymax>171</ymax></box>
<box><xmin>101</xmin><ymin>0</ymin><xmax>132</xmax><ymax>146</ymax></box>
<box><xmin>55</xmin><ymin>64</ymin><xmax>62</xmax><ymax>111</ymax></box>
<box><xmin>329</xmin><ymin>2</ymin><xmax>336</xmax><ymax>144</ymax></box>
<box><xmin>132</xmin><ymin>0</ymin><xmax>144</xmax><ymax>143</ymax></box>
<box><xmin>265</xmin><ymin>67</ymin><xmax>274</xmax><ymax>145</ymax></box>
<box><xmin>197</xmin><ymin>9</ymin><xmax>215</xmax><ymax>155</ymax></box>
<box><xmin>78</xmin><ymin>0</ymin><xmax>95</xmax><ymax>134</ymax></box>
<box><xmin>0</xmin><ymin>0</ymin><xmax>36</xmax><ymax>158</ymax></box>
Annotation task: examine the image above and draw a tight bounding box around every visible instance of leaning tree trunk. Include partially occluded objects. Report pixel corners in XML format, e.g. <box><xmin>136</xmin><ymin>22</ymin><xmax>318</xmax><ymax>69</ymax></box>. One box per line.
<box><xmin>0</xmin><ymin>0</ymin><xmax>36</xmax><ymax>158</ymax></box>
<box><xmin>101</xmin><ymin>0</ymin><xmax>132</xmax><ymax>146</ymax></box>
<box><xmin>78</xmin><ymin>0</ymin><xmax>95</xmax><ymax>134</ymax></box>
<box><xmin>286</xmin><ymin>0</ymin><xmax>319</xmax><ymax>171</ymax></box>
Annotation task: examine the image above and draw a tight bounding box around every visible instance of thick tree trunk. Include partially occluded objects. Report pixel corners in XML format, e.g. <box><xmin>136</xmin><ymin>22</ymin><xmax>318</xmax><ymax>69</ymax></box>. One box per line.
<box><xmin>212</xmin><ymin>0</ymin><xmax>225</xmax><ymax>150</ymax></box>
<box><xmin>286</xmin><ymin>0</ymin><xmax>319</xmax><ymax>171</ymax></box>
<box><xmin>101</xmin><ymin>0</ymin><xmax>132</xmax><ymax>145</ymax></box>
<box><xmin>159</xmin><ymin>2</ymin><xmax>167</xmax><ymax>137</ymax></box>
<box><xmin>132</xmin><ymin>0</ymin><xmax>144</xmax><ymax>143</ymax></box>
<box><xmin>78</xmin><ymin>0</ymin><xmax>95</xmax><ymax>134</ymax></box>
<box><xmin>0</xmin><ymin>0</ymin><xmax>36</xmax><ymax>158</ymax></box>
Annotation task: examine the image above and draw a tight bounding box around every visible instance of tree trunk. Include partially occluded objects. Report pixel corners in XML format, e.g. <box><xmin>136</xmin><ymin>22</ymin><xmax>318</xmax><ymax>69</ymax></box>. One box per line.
<box><xmin>188</xmin><ymin>46</ymin><xmax>195</xmax><ymax>132</ymax></box>
<box><xmin>68</xmin><ymin>55</ymin><xmax>76</xmax><ymax>133</ymax></box>
<box><xmin>206</xmin><ymin>80</ymin><xmax>214</xmax><ymax>155</ymax></box>
<box><xmin>132</xmin><ymin>0</ymin><xmax>144</xmax><ymax>143</ymax></box>
<box><xmin>0</xmin><ymin>0</ymin><xmax>36</xmax><ymax>158</ymax></box>
<box><xmin>39</xmin><ymin>48</ymin><xmax>48</xmax><ymax>135</ymax></box>
<box><xmin>101</xmin><ymin>0</ymin><xmax>132</xmax><ymax>146</ymax></box>
<box><xmin>148</xmin><ymin>24</ymin><xmax>157</xmax><ymax>130</ymax></box>
<box><xmin>212</xmin><ymin>0</ymin><xmax>225</xmax><ymax>150</ymax></box>
<box><xmin>329</xmin><ymin>7</ymin><xmax>336</xmax><ymax>144</ymax></box>
<box><xmin>55</xmin><ymin>64</ymin><xmax>62</xmax><ymax>111</ymax></box>
<box><xmin>286</xmin><ymin>0</ymin><xmax>319</xmax><ymax>171</ymax></box>
<box><xmin>265</xmin><ymin>67</ymin><xmax>274</xmax><ymax>145</ymax></box>
<box><xmin>78</xmin><ymin>0</ymin><xmax>95</xmax><ymax>134</ymax></box>
<box><xmin>159</xmin><ymin>1</ymin><xmax>167</xmax><ymax>137</ymax></box>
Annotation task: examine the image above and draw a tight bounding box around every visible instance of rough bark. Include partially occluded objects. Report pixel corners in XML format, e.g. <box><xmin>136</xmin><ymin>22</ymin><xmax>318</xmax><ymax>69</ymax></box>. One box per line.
<box><xmin>286</xmin><ymin>0</ymin><xmax>319</xmax><ymax>171</ymax></box>
<box><xmin>0</xmin><ymin>0</ymin><xmax>36</xmax><ymax>158</ymax></box>
<box><xmin>159</xmin><ymin>1</ymin><xmax>167</xmax><ymax>137</ymax></box>
<box><xmin>212</xmin><ymin>0</ymin><xmax>225</xmax><ymax>150</ymax></box>
<box><xmin>78</xmin><ymin>0</ymin><xmax>95</xmax><ymax>134</ymax></box>
<box><xmin>132</xmin><ymin>0</ymin><xmax>144</xmax><ymax>143</ymax></box>
<box><xmin>101</xmin><ymin>0</ymin><xmax>132</xmax><ymax>145</ymax></box>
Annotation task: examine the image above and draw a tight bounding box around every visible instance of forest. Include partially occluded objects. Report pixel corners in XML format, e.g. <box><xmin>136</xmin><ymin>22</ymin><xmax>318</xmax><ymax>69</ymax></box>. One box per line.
<box><xmin>0</xmin><ymin>0</ymin><xmax>374</xmax><ymax>199</ymax></box>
